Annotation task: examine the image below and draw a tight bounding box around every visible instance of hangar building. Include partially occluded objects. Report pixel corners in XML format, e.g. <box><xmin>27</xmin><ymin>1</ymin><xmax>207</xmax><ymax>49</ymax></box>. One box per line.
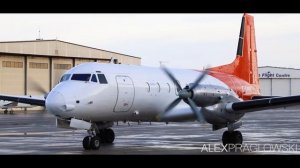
<box><xmin>0</xmin><ymin>39</ymin><xmax>141</xmax><ymax>97</ymax></box>
<box><xmin>258</xmin><ymin>66</ymin><xmax>300</xmax><ymax>96</ymax></box>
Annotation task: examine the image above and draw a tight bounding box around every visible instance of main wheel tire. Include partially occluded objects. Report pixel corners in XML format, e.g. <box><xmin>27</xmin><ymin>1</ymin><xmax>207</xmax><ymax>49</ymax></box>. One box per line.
<box><xmin>222</xmin><ymin>131</ymin><xmax>243</xmax><ymax>146</ymax></box>
<box><xmin>222</xmin><ymin>131</ymin><xmax>232</xmax><ymax>146</ymax></box>
<box><xmin>83</xmin><ymin>136</ymin><xmax>92</xmax><ymax>150</ymax></box>
<box><xmin>90</xmin><ymin>136</ymin><xmax>101</xmax><ymax>150</ymax></box>
<box><xmin>233</xmin><ymin>131</ymin><xmax>243</xmax><ymax>144</ymax></box>
<box><xmin>4</xmin><ymin>110</ymin><xmax>8</xmax><ymax>114</ymax></box>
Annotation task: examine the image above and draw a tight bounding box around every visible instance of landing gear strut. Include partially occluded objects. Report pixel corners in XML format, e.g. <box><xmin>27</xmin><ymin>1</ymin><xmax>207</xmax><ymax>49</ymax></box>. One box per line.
<box><xmin>222</xmin><ymin>130</ymin><xmax>243</xmax><ymax>146</ymax></box>
<box><xmin>82</xmin><ymin>128</ymin><xmax>115</xmax><ymax>150</ymax></box>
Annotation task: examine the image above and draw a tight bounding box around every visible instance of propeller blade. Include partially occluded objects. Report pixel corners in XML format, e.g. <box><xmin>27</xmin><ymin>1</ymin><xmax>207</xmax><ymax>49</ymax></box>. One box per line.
<box><xmin>44</xmin><ymin>93</ymin><xmax>49</xmax><ymax>99</ymax></box>
<box><xmin>165</xmin><ymin>98</ymin><xmax>182</xmax><ymax>112</ymax></box>
<box><xmin>161</xmin><ymin>66</ymin><xmax>182</xmax><ymax>92</ymax></box>
<box><xmin>157</xmin><ymin>98</ymin><xmax>181</xmax><ymax>120</ymax></box>
<box><xmin>189</xmin><ymin>70</ymin><xmax>208</xmax><ymax>91</ymax></box>
<box><xmin>29</xmin><ymin>78</ymin><xmax>48</xmax><ymax>95</ymax></box>
<box><xmin>187</xmin><ymin>98</ymin><xmax>205</xmax><ymax>123</ymax></box>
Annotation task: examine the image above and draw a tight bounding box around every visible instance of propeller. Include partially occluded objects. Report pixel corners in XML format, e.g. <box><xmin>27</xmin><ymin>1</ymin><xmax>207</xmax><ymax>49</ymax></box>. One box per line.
<box><xmin>28</xmin><ymin>77</ymin><xmax>49</xmax><ymax>99</ymax></box>
<box><xmin>158</xmin><ymin>66</ymin><xmax>208</xmax><ymax>123</ymax></box>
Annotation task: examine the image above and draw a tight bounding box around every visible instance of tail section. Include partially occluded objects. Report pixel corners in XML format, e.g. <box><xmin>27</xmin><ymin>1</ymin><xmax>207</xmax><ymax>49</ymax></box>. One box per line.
<box><xmin>209</xmin><ymin>14</ymin><xmax>260</xmax><ymax>99</ymax></box>
<box><xmin>210</xmin><ymin>14</ymin><xmax>259</xmax><ymax>86</ymax></box>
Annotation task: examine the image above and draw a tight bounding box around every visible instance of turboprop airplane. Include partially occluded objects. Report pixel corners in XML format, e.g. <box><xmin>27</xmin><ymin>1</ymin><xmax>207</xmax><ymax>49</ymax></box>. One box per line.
<box><xmin>0</xmin><ymin>100</ymin><xmax>37</xmax><ymax>114</ymax></box>
<box><xmin>1</xmin><ymin>13</ymin><xmax>300</xmax><ymax>150</ymax></box>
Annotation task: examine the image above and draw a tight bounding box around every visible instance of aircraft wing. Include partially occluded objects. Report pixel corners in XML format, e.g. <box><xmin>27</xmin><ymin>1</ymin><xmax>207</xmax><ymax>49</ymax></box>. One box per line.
<box><xmin>226</xmin><ymin>95</ymin><xmax>300</xmax><ymax>113</ymax></box>
<box><xmin>0</xmin><ymin>94</ymin><xmax>45</xmax><ymax>106</ymax></box>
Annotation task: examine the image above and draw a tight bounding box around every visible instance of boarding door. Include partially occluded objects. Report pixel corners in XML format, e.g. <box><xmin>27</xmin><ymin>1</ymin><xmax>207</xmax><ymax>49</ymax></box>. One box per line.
<box><xmin>114</xmin><ymin>76</ymin><xmax>135</xmax><ymax>112</ymax></box>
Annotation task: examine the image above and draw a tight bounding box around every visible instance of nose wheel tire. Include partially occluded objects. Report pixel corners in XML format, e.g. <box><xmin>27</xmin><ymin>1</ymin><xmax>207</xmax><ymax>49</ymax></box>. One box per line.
<box><xmin>83</xmin><ymin>136</ymin><xmax>101</xmax><ymax>150</ymax></box>
<box><xmin>98</xmin><ymin>128</ymin><xmax>115</xmax><ymax>144</ymax></box>
<box><xmin>90</xmin><ymin>136</ymin><xmax>101</xmax><ymax>150</ymax></box>
<box><xmin>222</xmin><ymin>130</ymin><xmax>243</xmax><ymax>146</ymax></box>
<box><xmin>83</xmin><ymin>136</ymin><xmax>92</xmax><ymax>150</ymax></box>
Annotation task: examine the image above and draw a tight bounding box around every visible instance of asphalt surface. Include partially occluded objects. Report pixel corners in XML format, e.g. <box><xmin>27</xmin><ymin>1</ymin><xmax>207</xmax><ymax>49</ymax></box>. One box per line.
<box><xmin>0</xmin><ymin>109</ymin><xmax>300</xmax><ymax>154</ymax></box>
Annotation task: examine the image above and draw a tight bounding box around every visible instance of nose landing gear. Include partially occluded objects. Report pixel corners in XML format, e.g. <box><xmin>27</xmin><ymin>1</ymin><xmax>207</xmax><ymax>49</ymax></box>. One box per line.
<box><xmin>82</xmin><ymin>128</ymin><xmax>115</xmax><ymax>150</ymax></box>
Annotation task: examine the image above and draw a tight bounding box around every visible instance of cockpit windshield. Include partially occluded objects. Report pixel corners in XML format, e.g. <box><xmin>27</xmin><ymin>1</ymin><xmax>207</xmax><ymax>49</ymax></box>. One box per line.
<box><xmin>71</xmin><ymin>74</ymin><xmax>91</xmax><ymax>81</ymax></box>
<box><xmin>60</xmin><ymin>73</ymin><xmax>108</xmax><ymax>83</ymax></box>
<box><xmin>60</xmin><ymin>74</ymin><xmax>71</xmax><ymax>82</ymax></box>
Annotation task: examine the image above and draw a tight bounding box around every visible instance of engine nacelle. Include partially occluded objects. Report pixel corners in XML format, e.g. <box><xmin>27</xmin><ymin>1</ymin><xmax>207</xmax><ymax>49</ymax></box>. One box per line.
<box><xmin>189</xmin><ymin>84</ymin><xmax>231</xmax><ymax>107</ymax></box>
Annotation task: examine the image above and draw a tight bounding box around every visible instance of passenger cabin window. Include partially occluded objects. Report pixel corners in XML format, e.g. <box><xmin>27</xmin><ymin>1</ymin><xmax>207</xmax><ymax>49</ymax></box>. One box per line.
<box><xmin>91</xmin><ymin>74</ymin><xmax>98</xmax><ymax>83</ymax></box>
<box><xmin>157</xmin><ymin>83</ymin><xmax>161</xmax><ymax>92</ymax></box>
<box><xmin>97</xmin><ymin>74</ymin><xmax>108</xmax><ymax>84</ymax></box>
<box><xmin>166</xmin><ymin>83</ymin><xmax>171</xmax><ymax>93</ymax></box>
<box><xmin>71</xmin><ymin>74</ymin><xmax>91</xmax><ymax>82</ymax></box>
<box><xmin>60</xmin><ymin>74</ymin><xmax>71</xmax><ymax>82</ymax></box>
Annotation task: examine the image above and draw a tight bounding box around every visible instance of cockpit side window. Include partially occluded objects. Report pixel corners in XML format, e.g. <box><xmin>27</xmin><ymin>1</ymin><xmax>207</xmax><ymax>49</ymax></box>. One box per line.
<box><xmin>71</xmin><ymin>74</ymin><xmax>91</xmax><ymax>81</ymax></box>
<box><xmin>97</xmin><ymin>74</ymin><xmax>108</xmax><ymax>84</ymax></box>
<box><xmin>91</xmin><ymin>74</ymin><xmax>98</xmax><ymax>83</ymax></box>
<box><xmin>60</xmin><ymin>74</ymin><xmax>71</xmax><ymax>82</ymax></box>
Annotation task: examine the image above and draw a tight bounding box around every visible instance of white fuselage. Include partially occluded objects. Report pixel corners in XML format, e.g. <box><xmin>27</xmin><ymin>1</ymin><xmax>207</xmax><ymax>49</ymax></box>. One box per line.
<box><xmin>46</xmin><ymin>63</ymin><xmax>237</xmax><ymax>123</ymax></box>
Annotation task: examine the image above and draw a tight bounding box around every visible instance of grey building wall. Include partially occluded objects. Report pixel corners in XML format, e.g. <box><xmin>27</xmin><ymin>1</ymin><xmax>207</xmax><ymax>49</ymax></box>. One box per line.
<box><xmin>259</xmin><ymin>66</ymin><xmax>300</xmax><ymax>96</ymax></box>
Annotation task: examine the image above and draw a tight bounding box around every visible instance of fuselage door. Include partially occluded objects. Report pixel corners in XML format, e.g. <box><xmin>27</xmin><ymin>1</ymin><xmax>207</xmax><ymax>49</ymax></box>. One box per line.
<box><xmin>114</xmin><ymin>76</ymin><xmax>135</xmax><ymax>112</ymax></box>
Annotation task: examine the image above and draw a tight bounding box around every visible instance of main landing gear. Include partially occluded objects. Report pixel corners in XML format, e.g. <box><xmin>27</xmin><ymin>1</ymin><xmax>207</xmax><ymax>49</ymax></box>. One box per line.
<box><xmin>222</xmin><ymin>130</ymin><xmax>243</xmax><ymax>146</ymax></box>
<box><xmin>82</xmin><ymin>128</ymin><xmax>115</xmax><ymax>150</ymax></box>
<box><xmin>4</xmin><ymin>109</ymin><xmax>13</xmax><ymax>114</ymax></box>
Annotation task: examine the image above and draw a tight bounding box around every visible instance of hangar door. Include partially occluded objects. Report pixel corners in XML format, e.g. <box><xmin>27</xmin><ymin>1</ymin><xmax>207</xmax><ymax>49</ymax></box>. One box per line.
<box><xmin>114</xmin><ymin>76</ymin><xmax>135</xmax><ymax>112</ymax></box>
<box><xmin>259</xmin><ymin>79</ymin><xmax>272</xmax><ymax>96</ymax></box>
<box><xmin>272</xmin><ymin>79</ymin><xmax>290</xmax><ymax>96</ymax></box>
<box><xmin>291</xmin><ymin>79</ymin><xmax>300</xmax><ymax>95</ymax></box>
<box><xmin>0</xmin><ymin>56</ymin><xmax>25</xmax><ymax>95</ymax></box>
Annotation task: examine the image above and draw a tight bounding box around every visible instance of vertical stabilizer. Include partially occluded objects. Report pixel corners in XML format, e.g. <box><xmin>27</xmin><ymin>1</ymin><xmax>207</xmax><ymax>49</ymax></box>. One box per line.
<box><xmin>209</xmin><ymin>14</ymin><xmax>259</xmax><ymax>86</ymax></box>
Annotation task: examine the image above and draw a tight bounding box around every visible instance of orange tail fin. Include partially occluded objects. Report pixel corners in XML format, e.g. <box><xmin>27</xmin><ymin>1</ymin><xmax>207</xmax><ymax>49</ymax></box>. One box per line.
<box><xmin>209</xmin><ymin>14</ymin><xmax>259</xmax><ymax>86</ymax></box>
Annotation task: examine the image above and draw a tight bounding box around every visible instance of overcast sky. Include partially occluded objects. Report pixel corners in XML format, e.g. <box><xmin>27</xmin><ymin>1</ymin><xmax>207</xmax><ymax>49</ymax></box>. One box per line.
<box><xmin>0</xmin><ymin>14</ymin><xmax>299</xmax><ymax>69</ymax></box>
